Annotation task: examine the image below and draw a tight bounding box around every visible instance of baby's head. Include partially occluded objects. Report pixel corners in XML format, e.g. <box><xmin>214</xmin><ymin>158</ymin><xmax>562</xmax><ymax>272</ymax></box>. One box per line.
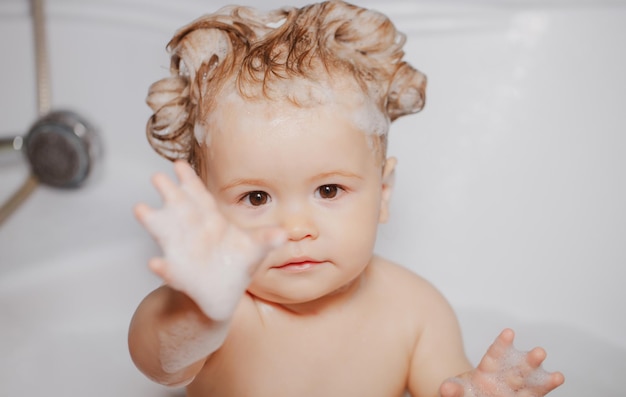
<box><xmin>145</xmin><ymin>0</ymin><xmax>426</xmax><ymax>175</ymax></box>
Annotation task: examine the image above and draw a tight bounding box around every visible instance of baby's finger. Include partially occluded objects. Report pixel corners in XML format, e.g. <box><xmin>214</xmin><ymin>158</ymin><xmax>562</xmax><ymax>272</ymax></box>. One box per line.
<box><xmin>526</xmin><ymin>346</ymin><xmax>547</xmax><ymax>368</ymax></box>
<box><xmin>134</xmin><ymin>202</ymin><xmax>172</xmax><ymax>241</ymax></box>
<box><xmin>148</xmin><ymin>257</ymin><xmax>171</xmax><ymax>282</ymax></box>
<box><xmin>152</xmin><ymin>172</ymin><xmax>184</xmax><ymax>203</ymax></box>
<box><xmin>548</xmin><ymin>371</ymin><xmax>566</xmax><ymax>390</ymax></box>
<box><xmin>439</xmin><ymin>379</ymin><xmax>466</xmax><ymax>397</ymax></box>
<box><xmin>478</xmin><ymin>328</ymin><xmax>516</xmax><ymax>371</ymax></box>
<box><xmin>173</xmin><ymin>160</ymin><xmax>197</xmax><ymax>182</ymax></box>
<box><xmin>134</xmin><ymin>203</ymin><xmax>155</xmax><ymax>227</ymax></box>
<box><xmin>174</xmin><ymin>160</ymin><xmax>215</xmax><ymax>204</ymax></box>
<box><xmin>252</xmin><ymin>226</ymin><xmax>287</xmax><ymax>250</ymax></box>
<box><xmin>530</xmin><ymin>370</ymin><xmax>565</xmax><ymax>395</ymax></box>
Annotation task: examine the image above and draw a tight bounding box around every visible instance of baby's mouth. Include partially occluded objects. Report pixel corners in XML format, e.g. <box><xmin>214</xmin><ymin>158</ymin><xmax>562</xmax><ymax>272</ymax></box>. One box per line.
<box><xmin>273</xmin><ymin>257</ymin><xmax>325</xmax><ymax>272</ymax></box>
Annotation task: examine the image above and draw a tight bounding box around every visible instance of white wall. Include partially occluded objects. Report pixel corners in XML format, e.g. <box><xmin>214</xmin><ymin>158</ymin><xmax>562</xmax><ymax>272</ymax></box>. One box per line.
<box><xmin>0</xmin><ymin>0</ymin><xmax>624</xmax><ymax>353</ymax></box>
<box><xmin>375</xmin><ymin>3</ymin><xmax>626</xmax><ymax>351</ymax></box>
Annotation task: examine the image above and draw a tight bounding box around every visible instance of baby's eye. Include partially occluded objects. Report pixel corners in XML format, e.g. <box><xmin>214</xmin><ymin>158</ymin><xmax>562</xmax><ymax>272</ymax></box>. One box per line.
<box><xmin>241</xmin><ymin>191</ymin><xmax>271</xmax><ymax>206</ymax></box>
<box><xmin>316</xmin><ymin>184</ymin><xmax>342</xmax><ymax>199</ymax></box>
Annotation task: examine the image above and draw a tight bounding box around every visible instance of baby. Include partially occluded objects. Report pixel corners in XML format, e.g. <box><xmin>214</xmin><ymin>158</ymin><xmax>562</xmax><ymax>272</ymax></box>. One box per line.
<box><xmin>128</xmin><ymin>1</ymin><xmax>565</xmax><ymax>396</ymax></box>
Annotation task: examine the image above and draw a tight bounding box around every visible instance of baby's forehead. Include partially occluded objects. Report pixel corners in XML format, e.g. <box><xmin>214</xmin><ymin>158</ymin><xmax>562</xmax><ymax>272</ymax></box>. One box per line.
<box><xmin>208</xmin><ymin>85</ymin><xmax>387</xmax><ymax>138</ymax></box>
<box><xmin>194</xmin><ymin>78</ymin><xmax>389</xmax><ymax>166</ymax></box>
<box><xmin>231</xmin><ymin>74</ymin><xmax>370</xmax><ymax>109</ymax></box>
<box><xmin>198</xmin><ymin>80</ymin><xmax>389</xmax><ymax>156</ymax></box>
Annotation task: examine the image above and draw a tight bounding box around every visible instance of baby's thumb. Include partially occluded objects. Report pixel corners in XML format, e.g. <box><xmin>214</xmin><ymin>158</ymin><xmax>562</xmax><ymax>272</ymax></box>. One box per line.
<box><xmin>440</xmin><ymin>378</ymin><xmax>467</xmax><ymax>397</ymax></box>
<box><xmin>244</xmin><ymin>226</ymin><xmax>286</xmax><ymax>277</ymax></box>
<box><xmin>251</xmin><ymin>226</ymin><xmax>287</xmax><ymax>251</ymax></box>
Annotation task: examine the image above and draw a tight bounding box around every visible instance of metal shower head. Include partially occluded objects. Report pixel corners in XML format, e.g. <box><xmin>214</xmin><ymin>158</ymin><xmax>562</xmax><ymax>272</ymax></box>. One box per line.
<box><xmin>0</xmin><ymin>1</ymin><xmax>102</xmax><ymax>225</ymax></box>
<box><xmin>0</xmin><ymin>110</ymin><xmax>101</xmax><ymax>225</ymax></box>
<box><xmin>24</xmin><ymin>110</ymin><xmax>100</xmax><ymax>188</ymax></box>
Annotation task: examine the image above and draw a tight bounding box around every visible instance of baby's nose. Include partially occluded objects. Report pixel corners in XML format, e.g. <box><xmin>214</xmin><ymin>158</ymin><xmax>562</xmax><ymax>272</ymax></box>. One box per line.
<box><xmin>281</xmin><ymin>209</ymin><xmax>319</xmax><ymax>241</ymax></box>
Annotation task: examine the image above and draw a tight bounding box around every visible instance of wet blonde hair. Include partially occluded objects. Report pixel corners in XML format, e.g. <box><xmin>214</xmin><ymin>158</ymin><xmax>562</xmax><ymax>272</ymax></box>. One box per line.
<box><xmin>146</xmin><ymin>0</ymin><xmax>426</xmax><ymax>173</ymax></box>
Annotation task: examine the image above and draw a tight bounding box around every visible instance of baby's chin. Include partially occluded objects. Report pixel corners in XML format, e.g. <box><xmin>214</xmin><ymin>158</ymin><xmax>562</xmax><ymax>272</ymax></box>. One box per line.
<box><xmin>247</xmin><ymin>286</ymin><xmax>332</xmax><ymax>308</ymax></box>
<box><xmin>247</xmin><ymin>273</ymin><xmax>364</xmax><ymax>312</ymax></box>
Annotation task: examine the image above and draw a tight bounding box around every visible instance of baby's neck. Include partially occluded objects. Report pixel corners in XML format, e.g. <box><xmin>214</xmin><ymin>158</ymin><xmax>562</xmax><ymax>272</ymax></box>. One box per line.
<box><xmin>249</xmin><ymin>269</ymin><xmax>368</xmax><ymax>318</ymax></box>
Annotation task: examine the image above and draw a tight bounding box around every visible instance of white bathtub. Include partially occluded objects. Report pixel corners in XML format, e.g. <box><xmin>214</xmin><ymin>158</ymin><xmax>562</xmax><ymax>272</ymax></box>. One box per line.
<box><xmin>0</xmin><ymin>0</ymin><xmax>624</xmax><ymax>396</ymax></box>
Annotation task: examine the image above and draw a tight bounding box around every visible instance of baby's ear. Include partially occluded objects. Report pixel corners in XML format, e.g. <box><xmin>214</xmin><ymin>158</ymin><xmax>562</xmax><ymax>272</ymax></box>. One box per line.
<box><xmin>379</xmin><ymin>157</ymin><xmax>397</xmax><ymax>223</ymax></box>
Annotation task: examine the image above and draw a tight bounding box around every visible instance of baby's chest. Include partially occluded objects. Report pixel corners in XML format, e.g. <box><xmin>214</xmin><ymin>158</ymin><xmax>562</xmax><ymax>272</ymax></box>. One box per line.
<box><xmin>191</xmin><ymin>313</ymin><xmax>412</xmax><ymax>396</ymax></box>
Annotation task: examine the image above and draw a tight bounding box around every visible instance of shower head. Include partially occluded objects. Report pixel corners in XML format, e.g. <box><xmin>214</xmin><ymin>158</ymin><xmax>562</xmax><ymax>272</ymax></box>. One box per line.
<box><xmin>23</xmin><ymin>110</ymin><xmax>101</xmax><ymax>188</ymax></box>
<box><xmin>0</xmin><ymin>110</ymin><xmax>101</xmax><ymax>225</ymax></box>
<box><xmin>0</xmin><ymin>1</ymin><xmax>101</xmax><ymax>225</ymax></box>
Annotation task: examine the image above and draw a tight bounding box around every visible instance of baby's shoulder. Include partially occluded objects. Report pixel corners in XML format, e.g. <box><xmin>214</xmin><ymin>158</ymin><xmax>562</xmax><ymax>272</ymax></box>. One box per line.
<box><xmin>368</xmin><ymin>255</ymin><xmax>452</xmax><ymax>310</ymax></box>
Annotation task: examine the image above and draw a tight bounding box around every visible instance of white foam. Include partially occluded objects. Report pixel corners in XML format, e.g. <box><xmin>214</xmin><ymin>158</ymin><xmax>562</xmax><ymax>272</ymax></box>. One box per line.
<box><xmin>447</xmin><ymin>344</ymin><xmax>554</xmax><ymax>397</ymax></box>
<box><xmin>158</xmin><ymin>311</ymin><xmax>229</xmax><ymax>375</ymax></box>
<box><xmin>352</xmin><ymin>98</ymin><xmax>390</xmax><ymax>138</ymax></box>
<box><xmin>195</xmin><ymin>77</ymin><xmax>389</xmax><ymax>152</ymax></box>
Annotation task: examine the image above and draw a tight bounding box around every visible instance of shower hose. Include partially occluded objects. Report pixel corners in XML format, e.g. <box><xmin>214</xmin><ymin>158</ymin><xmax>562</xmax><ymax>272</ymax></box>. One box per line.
<box><xmin>0</xmin><ymin>0</ymin><xmax>50</xmax><ymax>225</ymax></box>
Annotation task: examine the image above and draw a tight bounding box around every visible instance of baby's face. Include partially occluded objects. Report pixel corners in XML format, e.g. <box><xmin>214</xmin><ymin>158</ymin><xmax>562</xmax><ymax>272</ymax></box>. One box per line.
<box><xmin>201</xmin><ymin>92</ymin><xmax>395</xmax><ymax>306</ymax></box>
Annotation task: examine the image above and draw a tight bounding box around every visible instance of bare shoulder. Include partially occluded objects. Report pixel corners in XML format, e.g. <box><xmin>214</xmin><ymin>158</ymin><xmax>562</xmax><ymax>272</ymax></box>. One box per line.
<box><xmin>368</xmin><ymin>255</ymin><xmax>450</xmax><ymax>309</ymax></box>
<box><xmin>367</xmin><ymin>255</ymin><xmax>464</xmax><ymax>343</ymax></box>
<box><xmin>369</xmin><ymin>257</ymin><xmax>471</xmax><ymax>395</ymax></box>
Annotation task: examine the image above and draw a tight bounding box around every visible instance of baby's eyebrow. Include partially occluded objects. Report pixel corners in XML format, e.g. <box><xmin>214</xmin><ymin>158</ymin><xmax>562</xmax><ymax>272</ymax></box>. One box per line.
<box><xmin>219</xmin><ymin>178</ymin><xmax>268</xmax><ymax>192</ymax></box>
<box><xmin>312</xmin><ymin>171</ymin><xmax>363</xmax><ymax>181</ymax></box>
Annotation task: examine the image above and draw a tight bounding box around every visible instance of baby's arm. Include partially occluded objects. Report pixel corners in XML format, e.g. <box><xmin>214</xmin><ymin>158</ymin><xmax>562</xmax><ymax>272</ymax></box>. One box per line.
<box><xmin>407</xmin><ymin>284</ymin><xmax>474</xmax><ymax>397</ymax></box>
<box><xmin>128</xmin><ymin>285</ymin><xmax>228</xmax><ymax>386</ymax></box>
<box><xmin>439</xmin><ymin>329</ymin><xmax>565</xmax><ymax>397</ymax></box>
<box><xmin>407</xmin><ymin>289</ymin><xmax>564</xmax><ymax>397</ymax></box>
<box><xmin>128</xmin><ymin>161</ymin><xmax>285</xmax><ymax>386</ymax></box>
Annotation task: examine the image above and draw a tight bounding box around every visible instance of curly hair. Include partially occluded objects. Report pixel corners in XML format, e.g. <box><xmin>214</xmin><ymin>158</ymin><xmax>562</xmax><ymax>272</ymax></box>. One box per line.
<box><xmin>146</xmin><ymin>0</ymin><xmax>426</xmax><ymax>172</ymax></box>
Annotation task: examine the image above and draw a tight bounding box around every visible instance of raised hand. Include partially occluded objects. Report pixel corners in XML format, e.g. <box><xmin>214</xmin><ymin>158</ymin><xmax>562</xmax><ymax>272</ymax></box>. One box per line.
<box><xmin>440</xmin><ymin>329</ymin><xmax>564</xmax><ymax>397</ymax></box>
<box><xmin>134</xmin><ymin>160</ymin><xmax>286</xmax><ymax>321</ymax></box>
